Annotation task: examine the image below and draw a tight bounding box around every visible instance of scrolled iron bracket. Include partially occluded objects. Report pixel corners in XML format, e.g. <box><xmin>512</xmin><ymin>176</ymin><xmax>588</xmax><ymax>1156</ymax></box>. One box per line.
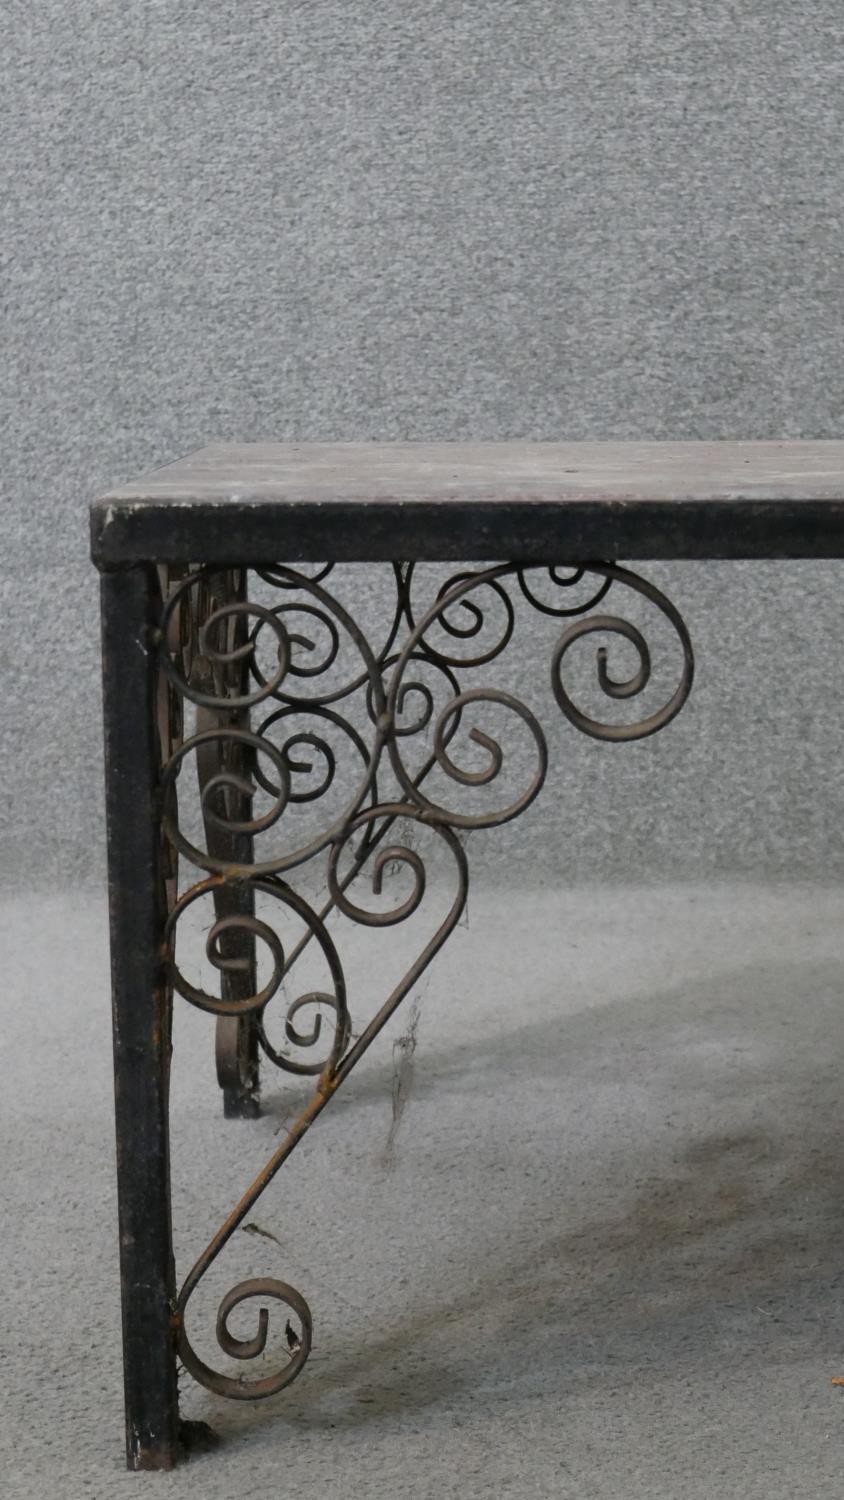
<box><xmin>157</xmin><ymin>559</ymin><xmax>693</xmax><ymax>1400</ymax></box>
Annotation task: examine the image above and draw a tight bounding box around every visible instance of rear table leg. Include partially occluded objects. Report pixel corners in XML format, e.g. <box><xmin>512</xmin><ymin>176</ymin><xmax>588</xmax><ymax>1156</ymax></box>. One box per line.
<box><xmin>191</xmin><ymin>566</ymin><xmax>262</xmax><ymax>1119</ymax></box>
<box><xmin>195</xmin><ymin>704</ymin><xmax>262</xmax><ymax>1118</ymax></box>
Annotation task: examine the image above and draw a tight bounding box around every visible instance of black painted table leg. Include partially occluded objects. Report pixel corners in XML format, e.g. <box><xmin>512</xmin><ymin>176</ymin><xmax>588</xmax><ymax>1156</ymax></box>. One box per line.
<box><xmin>100</xmin><ymin>567</ymin><xmax>181</xmax><ymax>1471</ymax></box>
<box><xmin>195</xmin><ymin>710</ymin><xmax>261</xmax><ymax>1118</ymax></box>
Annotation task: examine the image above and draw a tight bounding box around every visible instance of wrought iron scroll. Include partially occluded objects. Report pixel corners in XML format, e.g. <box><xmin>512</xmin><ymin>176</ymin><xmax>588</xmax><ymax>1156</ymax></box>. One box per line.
<box><xmin>155</xmin><ymin>561</ymin><xmax>694</xmax><ymax>1402</ymax></box>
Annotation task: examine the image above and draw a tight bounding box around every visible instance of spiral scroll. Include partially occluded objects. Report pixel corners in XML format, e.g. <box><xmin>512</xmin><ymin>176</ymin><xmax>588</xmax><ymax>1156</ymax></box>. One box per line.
<box><xmin>386</xmin><ymin>567</ymin><xmax>549</xmax><ymax>828</ymax></box>
<box><xmin>178</xmin><ymin>1277</ymin><xmax>312</xmax><ymax>1401</ymax></box>
<box><xmin>549</xmin><ymin>564</ymin><xmax>694</xmax><ymax>741</ymax></box>
<box><xmin>165</xmin><ymin>874</ymin><xmax>349</xmax><ymax>1066</ymax></box>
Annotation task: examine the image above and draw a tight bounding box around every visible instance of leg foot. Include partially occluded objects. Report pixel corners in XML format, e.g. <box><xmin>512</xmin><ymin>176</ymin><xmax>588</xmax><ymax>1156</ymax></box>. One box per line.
<box><xmin>217</xmin><ymin>1014</ymin><xmax>262</xmax><ymax>1118</ymax></box>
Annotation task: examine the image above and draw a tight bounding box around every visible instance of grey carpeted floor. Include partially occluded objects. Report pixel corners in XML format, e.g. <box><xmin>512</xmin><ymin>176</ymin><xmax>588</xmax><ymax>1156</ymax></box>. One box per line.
<box><xmin>4</xmin><ymin>880</ymin><xmax>844</xmax><ymax>1498</ymax></box>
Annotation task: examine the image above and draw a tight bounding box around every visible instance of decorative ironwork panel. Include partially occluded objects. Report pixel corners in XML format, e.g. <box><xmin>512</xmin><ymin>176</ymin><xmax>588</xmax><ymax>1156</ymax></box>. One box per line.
<box><xmin>154</xmin><ymin>561</ymin><xmax>693</xmax><ymax>1401</ymax></box>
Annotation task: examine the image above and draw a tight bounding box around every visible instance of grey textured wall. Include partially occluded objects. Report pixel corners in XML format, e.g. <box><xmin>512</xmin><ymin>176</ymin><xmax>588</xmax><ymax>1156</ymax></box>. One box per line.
<box><xmin>5</xmin><ymin>2</ymin><xmax>844</xmax><ymax>887</ymax></box>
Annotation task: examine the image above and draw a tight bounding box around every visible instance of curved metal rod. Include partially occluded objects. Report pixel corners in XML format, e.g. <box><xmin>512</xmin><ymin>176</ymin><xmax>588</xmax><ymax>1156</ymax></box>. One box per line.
<box><xmin>387</xmin><ymin>565</ymin><xmax>549</xmax><ymax>828</ymax></box>
<box><xmin>247</xmin><ymin>561</ymin><xmax>414</xmax><ymax>708</ymax></box>
<box><xmin>175</xmin><ymin>807</ymin><xmax>468</xmax><ymax>1401</ymax></box>
<box><xmin>165</xmin><ymin>875</ymin><xmax>348</xmax><ymax>1046</ymax></box>
<box><xmin>515</xmin><ymin>564</ymin><xmax>613</xmax><ymax>617</ymax></box>
<box><xmin>550</xmin><ymin>562</ymin><xmax>694</xmax><ymax>741</ymax></box>
<box><xmin>158</xmin><ymin>572</ymin><xmax>293</xmax><ymax>710</ymax></box>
